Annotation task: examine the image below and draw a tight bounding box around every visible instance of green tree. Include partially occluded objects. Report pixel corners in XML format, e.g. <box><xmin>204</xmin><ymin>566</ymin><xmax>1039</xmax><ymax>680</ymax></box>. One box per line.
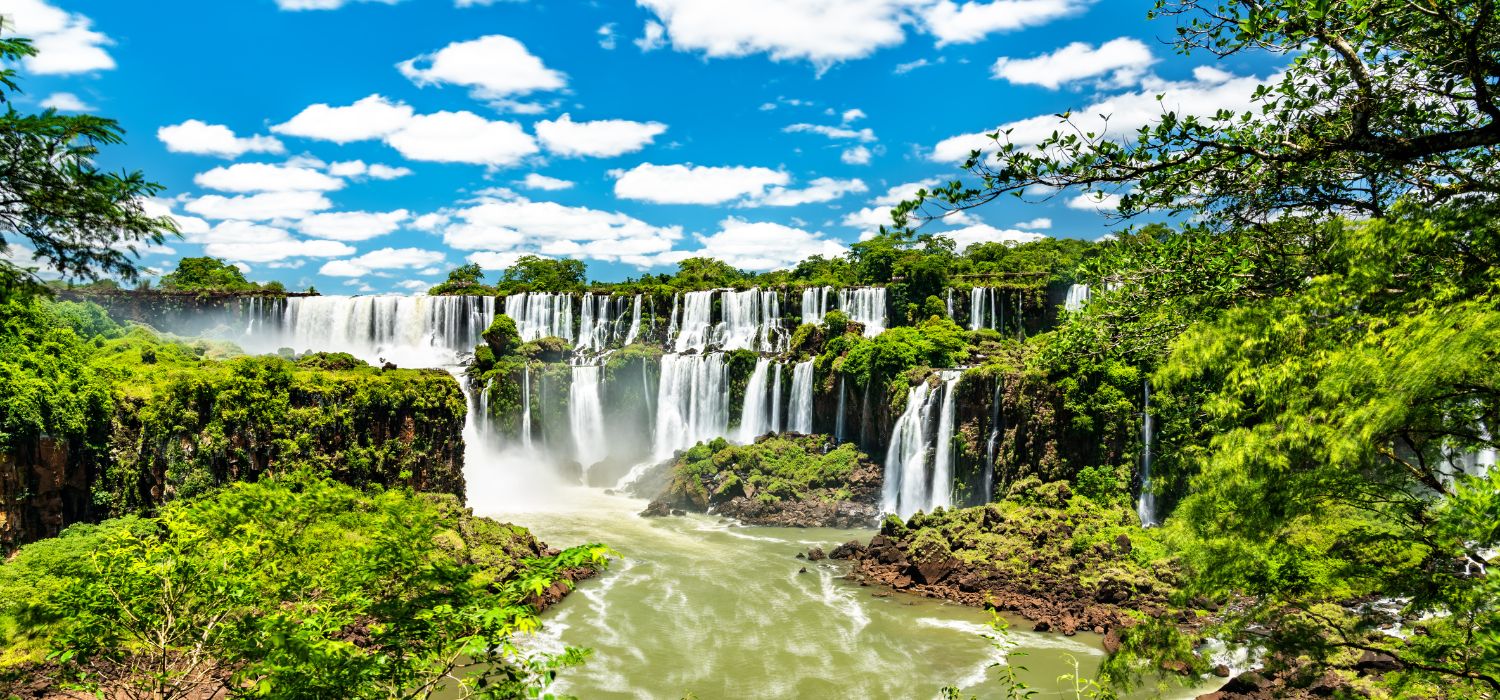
<box><xmin>429</xmin><ymin>263</ymin><xmax>494</xmax><ymax>296</ymax></box>
<box><xmin>670</xmin><ymin>257</ymin><xmax>744</xmax><ymax>290</ymax></box>
<box><xmin>902</xmin><ymin>0</ymin><xmax>1500</xmax><ymax>231</ymax></box>
<box><xmin>500</xmin><ymin>256</ymin><xmax>587</xmax><ymax>292</ymax></box>
<box><xmin>0</xmin><ymin>31</ymin><xmax>175</xmax><ymax>301</ymax></box>
<box><xmin>158</xmin><ymin>257</ymin><xmax>257</xmax><ymax>293</ymax></box>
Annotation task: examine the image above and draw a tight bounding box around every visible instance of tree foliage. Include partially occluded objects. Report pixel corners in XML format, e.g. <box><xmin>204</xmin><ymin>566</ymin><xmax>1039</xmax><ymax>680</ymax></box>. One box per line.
<box><xmin>0</xmin><ymin>32</ymin><xmax>175</xmax><ymax>300</ymax></box>
<box><xmin>158</xmin><ymin>257</ymin><xmax>259</xmax><ymax>293</ymax></box>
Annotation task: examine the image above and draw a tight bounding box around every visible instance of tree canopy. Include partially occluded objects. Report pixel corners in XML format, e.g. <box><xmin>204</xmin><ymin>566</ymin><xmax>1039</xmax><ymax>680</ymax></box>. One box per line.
<box><xmin>0</xmin><ymin>32</ymin><xmax>175</xmax><ymax>301</ymax></box>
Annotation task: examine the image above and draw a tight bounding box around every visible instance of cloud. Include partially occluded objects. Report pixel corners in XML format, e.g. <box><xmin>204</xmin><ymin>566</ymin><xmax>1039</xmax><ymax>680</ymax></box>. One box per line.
<box><xmin>919</xmin><ymin>0</ymin><xmax>1093</xmax><ymax>46</ymax></box>
<box><xmin>635</xmin><ymin>21</ymin><xmax>667</xmax><ymax>51</ymax></box>
<box><xmin>140</xmin><ymin>199</ymin><xmax>210</xmax><ymax>236</ymax></box>
<box><xmin>1015</xmin><ymin>217</ymin><xmax>1052</xmax><ymax>229</ymax></box>
<box><xmin>157</xmin><ymin>120</ymin><xmax>285</xmax><ymax>158</ymax></box>
<box><xmin>753</xmin><ymin>177</ymin><xmax>867</xmax><ymax>207</ymax></box>
<box><xmin>319</xmin><ymin>247</ymin><xmax>444</xmax><ymax>277</ymax></box>
<box><xmin>684</xmin><ymin>218</ymin><xmax>848</xmax><ymax>271</ymax></box>
<box><xmin>841</xmin><ymin>179</ymin><xmax>945</xmax><ymax>231</ymax></box>
<box><xmin>396</xmin><ymin>279</ymin><xmax>431</xmax><ymax>291</ymax></box>
<box><xmin>521</xmin><ymin>173</ymin><xmax>575</xmax><ymax>191</ymax></box>
<box><xmin>273</xmin><ymin>0</ymin><xmax>405</xmax><ymax>9</ymax></box>
<box><xmin>931</xmin><ymin>69</ymin><xmax>1267</xmax><ymax>162</ymax></box>
<box><xmin>438</xmin><ymin>191</ymin><xmax>683</xmax><ymax>267</ymax></box>
<box><xmin>635</xmin><ymin>0</ymin><xmax>1089</xmax><ymax>66</ymax></box>
<box><xmin>535</xmin><ymin>113</ymin><xmax>667</xmax><ymax>158</ymax></box>
<box><xmin>327</xmin><ymin>160</ymin><xmax>413</xmax><ymax>180</ymax></box>
<box><xmin>841</xmin><ymin>108</ymin><xmax>867</xmax><ymax>124</ymax></box>
<box><xmin>384</xmin><ymin>111</ymin><xmax>538</xmax><ymax>166</ymax></box>
<box><xmin>194</xmin><ymin>163</ymin><xmax>346</xmax><ymax>193</ymax></box>
<box><xmin>272</xmin><ymin>95</ymin><xmax>415</xmax><ymax>144</ymax></box>
<box><xmin>398</xmin><ymin>35</ymin><xmax>566</xmax><ymax>102</ymax></box>
<box><xmin>936</xmin><ymin>223</ymin><xmax>1048</xmax><ymax>249</ymax></box>
<box><xmin>188</xmin><ymin>221</ymin><xmax>355</xmax><ymax>263</ymax></box>
<box><xmin>874</xmin><ymin>179</ymin><xmax>942</xmax><ymax>206</ymax></box>
<box><xmin>991</xmin><ymin>37</ymin><xmax>1154</xmax><ymax>89</ymax></box>
<box><xmin>3</xmin><ymin>0</ymin><xmax>115</xmax><ymax>74</ymax></box>
<box><xmin>841</xmin><ymin>146</ymin><xmax>872</xmax><ymax>165</ymax></box>
<box><xmin>465</xmin><ymin>250</ymin><xmax>536</xmax><ymax>270</ymax></box>
<box><xmin>894</xmin><ymin>56</ymin><xmax>943</xmax><ymax>74</ymax></box>
<box><xmin>183</xmin><ymin>191</ymin><xmax>333</xmax><ymax>221</ymax></box>
<box><xmin>40</xmin><ymin>92</ymin><xmax>93</xmax><ymax>111</ymax></box>
<box><xmin>783</xmin><ymin>123</ymin><xmax>877</xmax><ymax>142</ymax></box>
<box><xmin>598</xmin><ymin>23</ymin><xmax>618</xmax><ymax>50</ymax></box>
<box><xmin>612</xmin><ymin>163</ymin><xmax>788</xmax><ymax>205</ymax></box>
<box><xmin>1067</xmin><ymin>191</ymin><xmax>1123</xmax><ymax>211</ymax></box>
<box><xmin>296</xmin><ymin>210</ymin><xmax>410</xmax><ymax>241</ymax></box>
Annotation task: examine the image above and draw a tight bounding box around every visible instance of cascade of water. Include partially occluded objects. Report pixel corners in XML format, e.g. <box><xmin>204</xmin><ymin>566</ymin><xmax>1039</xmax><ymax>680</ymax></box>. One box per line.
<box><xmin>945</xmin><ymin>289</ymin><xmax>954</xmax><ymax>319</ymax></box>
<box><xmin>666</xmin><ymin>293</ymin><xmax>680</xmax><ymax>342</ymax></box>
<box><xmin>760</xmin><ymin>289</ymin><xmax>783</xmax><ymax>352</ymax></box>
<box><xmin>984</xmin><ymin>379</ymin><xmax>1003</xmax><ymax>503</ymax></box>
<box><xmin>674</xmin><ymin>291</ymin><xmax>715</xmax><ymax>353</ymax></box>
<box><xmin>521</xmin><ymin>366</ymin><xmax>534</xmax><ymax>452</ymax></box>
<box><xmin>720</xmin><ymin>288</ymin><xmax>766</xmax><ymax>351</ymax></box>
<box><xmin>930</xmin><ymin>372</ymin><xmax>961</xmax><ymax>510</ymax></box>
<box><xmin>275</xmin><ymin>295</ymin><xmax>496</xmax><ymax>366</ymax></box>
<box><xmin>624</xmin><ymin>294</ymin><xmax>643</xmax><ymax>345</ymax></box>
<box><xmin>1137</xmin><ymin>380</ymin><xmax>1158</xmax><ymax>527</ymax></box>
<box><xmin>770</xmin><ymin>364</ymin><xmax>783</xmax><ymax>433</ymax></box>
<box><xmin>801</xmin><ymin>286</ymin><xmax>829</xmax><ymax>326</ymax></box>
<box><xmin>835</xmin><ymin>375</ymin><xmax>847</xmax><ymax>444</ymax></box>
<box><xmin>787</xmin><ymin>361</ymin><xmax>815</xmax><ymax>434</ymax></box>
<box><xmin>968</xmin><ymin>288</ymin><xmax>985</xmax><ymax>331</ymax></box>
<box><xmin>652</xmin><ymin>353</ymin><xmax>731</xmax><ymax>459</ymax></box>
<box><xmin>476</xmin><ymin>377</ymin><xmax>493</xmax><ymax>446</ymax></box>
<box><xmin>884</xmin><ymin>381</ymin><xmax>938</xmax><ymax>517</ymax></box>
<box><xmin>1064</xmin><ymin>284</ymin><xmax>1091</xmax><ymax>312</ymax></box>
<box><xmin>839</xmin><ymin>288</ymin><xmax>888</xmax><ymax>337</ymax></box>
<box><xmin>505</xmin><ymin>292</ymin><xmax>574</xmax><ymax>342</ymax></box>
<box><xmin>738</xmin><ymin>359</ymin><xmax>773</xmax><ymax>443</ymax></box>
<box><xmin>570</xmin><ymin>364</ymin><xmax>608</xmax><ymax>476</ymax></box>
<box><xmin>576</xmin><ymin>293</ymin><xmax>617</xmax><ymax>354</ymax></box>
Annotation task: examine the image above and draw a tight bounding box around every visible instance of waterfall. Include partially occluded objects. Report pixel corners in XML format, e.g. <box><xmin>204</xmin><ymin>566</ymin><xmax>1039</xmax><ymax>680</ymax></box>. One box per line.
<box><xmin>834</xmin><ymin>375</ymin><xmax>847</xmax><ymax>444</ymax></box>
<box><xmin>570</xmin><ymin>364</ymin><xmax>608</xmax><ymax>476</ymax></box>
<box><xmin>1064</xmin><ymin>284</ymin><xmax>1091</xmax><ymax>312</ymax></box>
<box><xmin>787</xmin><ymin>361</ymin><xmax>815</xmax><ymax>434</ymax></box>
<box><xmin>272</xmin><ymin>295</ymin><xmax>496</xmax><ymax>366</ymax></box>
<box><xmin>770</xmin><ymin>364</ymin><xmax>783</xmax><ymax>433</ymax></box>
<box><xmin>738</xmin><ymin>359</ymin><xmax>773</xmax><ymax>443</ymax></box>
<box><xmin>944</xmin><ymin>289</ymin><xmax>954</xmax><ymax>319</ymax></box>
<box><xmin>884</xmin><ymin>381</ymin><xmax>938</xmax><ymax>518</ymax></box>
<box><xmin>674</xmin><ymin>291</ymin><xmax>715</xmax><ymax>353</ymax></box>
<box><xmin>801</xmin><ymin>286</ymin><xmax>830</xmax><ymax>326</ymax></box>
<box><xmin>476</xmin><ymin>377</ymin><xmax>494</xmax><ymax>446</ymax></box>
<box><xmin>838</xmin><ymin>288</ymin><xmax>887</xmax><ymax>337</ymax></box>
<box><xmin>666</xmin><ymin>293</ymin><xmax>680</xmax><ymax>342</ymax></box>
<box><xmin>521</xmin><ymin>366</ymin><xmax>534</xmax><ymax>452</ymax></box>
<box><xmin>624</xmin><ymin>294</ymin><xmax>643</xmax><ymax>345</ymax></box>
<box><xmin>576</xmin><ymin>293</ymin><xmax>616</xmax><ymax>354</ymax></box>
<box><xmin>1137</xmin><ymin>380</ymin><xmax>1158</xmax><ymax>527</ymax></box>
<box><xmin>505</xmin><ymin>292</ymin><xmax>573</xmax><ymax>342</ymax></box>
<box><xmin>930</xmin><ymin>372</ymin><xmax>960</xmax><ymax>510</ymax></box>
<box><xmin>968</xmin><ymin>288</ymin><xmax>986</xmax><ymax>331</ymax></box>
<box><xmin>720</xmin><ymin>288</ymin><xmax>783</xmax><ymax>352</ymax></box>
<box><xmin>652</xmin><ymin>353</ymin><xmax>731</xmax><ymax>459</ymax></box>
<box><xmin>983</xmin><ymin>379</ymin><xmax>1003</xmax><ymax>503</ymax></box>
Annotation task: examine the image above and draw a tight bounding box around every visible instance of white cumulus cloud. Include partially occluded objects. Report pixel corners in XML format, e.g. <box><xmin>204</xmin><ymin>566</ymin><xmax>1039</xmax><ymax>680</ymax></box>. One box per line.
<box><xmin>936</xmin><ymin>223</ymin><xmax>1048</xmax><ymax>248</ymax></box>
<box><xmin>522</xmin><ymin>173</ymin><xmax>575</xmax><ymax>191</ymax></box>
<box><xmin>194</xmin><ymin>163</ymin><xmax>346</xmax><ymax>193</ymax></box>
<box><xmin>183</xmin><ymin>191</ymin><xmax>333</xmax><ymax>221</ymax></box>
<box><xmin>157</xmin><ymin>120</ymin><xmax>285</xmax><ymax>159</ymax></box>
<box><xmin>612</xmin><ymin>163</ymin><xmax>788</xmax><ymax>205</ymax></box>
<box><xmin>399</xmin><ymin>35</ymin><xmax>566</xmax><ymax>101</ymax></box>
<box><xmin>40</xmin><ymin>92</ymin><xmax>93</xmax><ymax>111</ymax></box>
<box><xmin>384</xmin><ymin>111</ymin><xmax>538</xmax><ymax>166</ymax></box>
<box><xmin>320</xmin><ymin>247</ymin><xmax>444</xmax><ymax>277</ymax></box>
<box><xmin>1</xmin><ymin>0</ymin><xmax>115</xmax><ymax>74</ymax></box>
<box><xmin>438</xmin><ymin>191</ymin><xmax>683</xmax><ymax>267</ymax></box>
<box><xmin>991</xmin><ymin>37</ymin><xmax>1154</xmax><ymax>89</ymax></box>
<box><xmin>784</xmin><ymin>123</ymin><xmax>877</xmax><ymax>142</ymax></box>
<box><xmin>273</xmin><ymin>95</ymin><xmax>415</xmax><ymax>144</ymax></box>
<box><xmin>841</xmin><ymin>146</ymin><xmax>872</xmax><ymax>165</ymax></box>
<box><xmin>535</xmin><ymin>113</ymin><xmax>667</xmax><ymax>158</ymax></box>
<box><xmin>327</xmin><ymin>160</ymin><xmax>412</xmax><ymax>180</ymax></box>
<box><xmin>753</xmin><ymin>177</ymin><xmax>867</xmax><ymax>207</ymax></box>
<box><xmin>188</xmin><ymin>221</ymin><xmax>355</xmax><ymax>263</ymax></box>
<box><xmin>296</xmin><ymin>210</ymin><xmax>410</xmax><ymax>241</ymax></box>
<box><xmin>684</xmin><ymin>218</ymin><xmax>848</xmax><ymax>271</ymax></box>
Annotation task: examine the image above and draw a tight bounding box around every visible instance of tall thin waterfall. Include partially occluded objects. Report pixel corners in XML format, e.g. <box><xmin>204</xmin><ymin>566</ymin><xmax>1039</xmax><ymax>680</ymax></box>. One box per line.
<box><xmin>834</xmin><ymin>375</ymin><xmax>847</xmax><ymax>444</ymax></box>
<box><xmin>945</xmin><ymin>289</ymin><xmax>954</xmax><ymax>319</ymax></box>
<box><xmin>801</xmin><ymin>287</ymin><xmax>830</xmax><ymax>325</ymax></box>
<box><xmin>521</xmin><ymin>366</ymin><xmax>534</xmax><ymax>452</ymax></box>
<box><xmin>476</xmin><ymin>377</ymin><xmax>494</xmax><ymax>445</ymax></box>
<box><xmin>839</xmin><ymin>288</ymin><xmax>887</xmax><ymax>337</ymax></box>
<box><xmin>653</xmin><ymin>353</ymin><xmax>731</xmax><ymax>458</ymax></box>
<box><xmin>1064</xmin><ymin>284</ymin><xmax>1091</xmax><ymax>312</ymax></box>
<box><xmin>274</xmin><ymin>295</ymin><xmax>496</xmax><ymax>365</ymax></box>
<box><xmin>576</xmin><ymin>293</ymin><xmax>616</xmax><ymax>353</ymax></box>
<box><xmin>983</xmin><ymin>379</ymin><xmax>1003</xmax><ymax>502</ymax></box>
<box><xmin>570</xmin><ymin>364</ymin><xmax>607</xmax><ymax>474</ymax></box>
<box><xmin>1137</xmin><ymin>380</ymin><xmax>1158</xmax><ymax>527</ymax></box>
<box><xmin>787</xmin><ymin>361</ymin><xmax>815</xmax><ymax>434</ymax></box>
<box><xmin>674</xmin><ymin>291</ymin><xmax>715</xmax><ymax>353</ymax></box>
<box><xmin>884</xmin><ymin>381</ymin><xmax>938</xmax><ymax>518</ymax></box>
<box><xmin>930</xmin><ymin>372</ymin><xmax>961</xmax><ymax>510</ymax></box>
<box><xmin>770</xmin><ymin>364</ymin><xmax>784</xmax><ymax>433</ymax></box>
<box><xmin>505</xmin><ymin>292</ymin><xmax>573</xmax><ymax>342</ymax></box>
<box><xmin>666</xmin><ymin>293</ymin><xmax>680</xmax><ymax>342</ymax></box>
<box><xmin>738</xmin><ymin>359</ymin><xmax>774</xmax><ymax>443</ymax></box>
<box><xmin>720</xmin><ymin>288</ymin><xmax>784</xmax><ymax>352</ymax></box>
<box><xmin>624</xmin><ymin>294</ymin><xmax>643</xmax><ymax>345</ymax></box>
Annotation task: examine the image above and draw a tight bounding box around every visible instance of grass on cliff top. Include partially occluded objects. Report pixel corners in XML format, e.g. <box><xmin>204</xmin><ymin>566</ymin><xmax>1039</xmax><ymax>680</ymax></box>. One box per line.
<box><xmin>668</xmin><ymin>434</ymin><xmax>872</xmax><ymax>507</ymax></box>
<box><xmin>0</xmin><ymin>472</ymin><xmax>610</xmax><ymax>698</ymax></box>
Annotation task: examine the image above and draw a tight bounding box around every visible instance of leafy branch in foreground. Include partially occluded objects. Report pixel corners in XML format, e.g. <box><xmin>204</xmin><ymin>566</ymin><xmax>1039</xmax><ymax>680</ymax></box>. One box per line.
<box><xmin>897</xmin><ymin>0</ymin><xmax>1500</xmax><ymax>232</ymax></box>
<box><xmin>0</xmin><ymin>28</ymin><xmax>176</xmax><ymax>301</ymax></box>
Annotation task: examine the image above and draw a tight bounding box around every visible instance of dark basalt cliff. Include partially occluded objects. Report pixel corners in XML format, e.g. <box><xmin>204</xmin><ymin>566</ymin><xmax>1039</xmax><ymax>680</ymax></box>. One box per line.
<box><xmin>1</xmin><ymin>355</ymin><xmax>466</xmax><ymax>552</ymax></box>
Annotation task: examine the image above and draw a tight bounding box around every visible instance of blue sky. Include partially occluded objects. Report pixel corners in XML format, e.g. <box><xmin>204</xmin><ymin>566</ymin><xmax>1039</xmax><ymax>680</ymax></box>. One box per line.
<box><xmin>3</xmin><ymin>0</ymin><xmax>1279</xmax><ymax>292</ymax></box>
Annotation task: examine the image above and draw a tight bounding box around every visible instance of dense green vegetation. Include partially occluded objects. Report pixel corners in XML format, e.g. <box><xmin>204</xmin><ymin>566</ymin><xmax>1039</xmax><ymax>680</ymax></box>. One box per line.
<box><xmin>0</xmin><ymin>473</ymin><xmax>608</xmax><ymax>699</ymax></box>
<box><xmin>157</xmin><ymin>256</ymin><xmax>287</xmax><ymax>294</ymax></box>
<box><xmin>662</xmin><ymin>435</ymin><xmax>873</xmax><ymax>509</ymax></box>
